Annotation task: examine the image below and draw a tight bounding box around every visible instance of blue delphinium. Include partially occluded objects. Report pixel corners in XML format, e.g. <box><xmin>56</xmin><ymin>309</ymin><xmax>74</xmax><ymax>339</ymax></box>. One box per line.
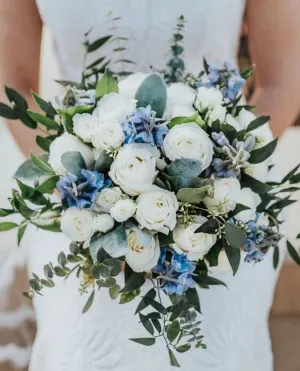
<box><xmin>153</xmin><ymin>248</ymin><xmax>196</xmax><ymax>295</ymax></box>
<box><xmin>197</xmin><ymin>61</ymin><xmax>246</xmax><ymax>102</ymax></box>
<box><xmin>122</xmin><ymin>105</ymin><xmax>168</xmax><ymax>147</ymax></box>
<box><xmin>57</xmin><ymin>169</ymin><xmax>111</xmax><ymax>209</ymax></box>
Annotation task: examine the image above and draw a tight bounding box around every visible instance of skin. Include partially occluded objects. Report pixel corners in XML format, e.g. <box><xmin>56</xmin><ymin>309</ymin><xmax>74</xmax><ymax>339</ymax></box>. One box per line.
<box><xmin>0</xmin><ymin>0</ymin><xmax>300</xmax><ymax>156</ymax></box>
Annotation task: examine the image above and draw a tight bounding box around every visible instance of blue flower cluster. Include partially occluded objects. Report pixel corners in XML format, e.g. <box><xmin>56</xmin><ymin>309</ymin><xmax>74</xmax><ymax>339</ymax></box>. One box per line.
<box><xmin>57</xmin><ymin>169</ymin><xmax>111</xmax><ymax>209</ymax></box>
<box><xmin>153</xmin><ymin>248</ymin><xmax>196</xmax><ymax>295</ymax></box>
<box><xmin>121</xmin><ymin>106</ymin><xmax>169</xmax><ymax>147</ymax></box>
<box><xmin>197</xmin><ymin>61</ymin><xmax>246</xmax><ymax>101</ymax></box>
<box><xmin>243</xmin><ymin>220</ymin><xmax>266</xmax><ymax>263</ymax></box>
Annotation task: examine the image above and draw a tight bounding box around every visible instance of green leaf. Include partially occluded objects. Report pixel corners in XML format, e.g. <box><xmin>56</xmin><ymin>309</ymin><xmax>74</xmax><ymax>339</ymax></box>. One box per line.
<box><xmin>82</xmin><ymin>290</ymin><xmax>95</xmax><ymax>313</ymax></box>
<box><xmin>86</xmin><ymin>56</ymin><xmax>106</xmax><ymax>70</ymax></box>
<box><xmin>17</xmin><ymin>223</ymin><xmax>27</xmax><ymax>245</ymax></box>
<box><xmin>109</xmin><ymin>284</ymin><xmax>121</xmax><ymax>299</ymax></box>
<box><xmin>224</xmin><ymin>222</ymin><xmax>246</xmax><ymax>249</ymax></box>
<box><xmin>103</xmin><ymin>258</ymin><xmax>122</xmax><ymax>276</ymax></box>
<box><xmin>36</xmin><ymin>135</ymin><xmax>53</xmax><ymax>152</ymax></box>
<box><xmin>168</xmin><ymin>348</ymin><xmax>180</xmax><ymax>368</ymax></box>
<box><xmin>13</xmin><ymin>106</ymin><xmax>37</xmax><ymax>129</ymax></box>
<box><xmin>249</xmin><ymin>138</ymin><xmax>278</xmax><ymax>164</ymax></box>
<box><xmin>144</xmin><ymin>297</ymin><xmax>167</xmax><ymax>315</ymax></box>
<box><xmin>287</xmin><ymin>240</ymin><xmax>300</xmax><ymax>266</ymax></box>
<box><xmin>281</xmin><ymin>164</ymin><xmax>300</xmax><ymax>184</ymax></box>
<box><xmin>130</xmin><ymin>337</ymin><xmax>155</xmax><ymax>346</ymax></box>
<box><xmin>0</xmin><ymin>222</ymin><xmax>18</xmax><ymax>232</ymax></box>
<box><xmin>246</xmin><ymin>116</ymin><xmax>270</xmax><ymax>132</ymax></box>
<box><xmin>15</xmin><ymin>156</ymin><xmax>50</xmax><ymax>180</ymax></box>
<box><xmin>165</xmin><ymin>158</ymin><xmax>202</xmax><ymax>190</ymax></box>
<box><xmin>16</xmin><ymin>179</ymin><xmax>48</xmax><ymax>205</ymax></box>
<box><xmin>37</xmin><ymin>176</ymin><xmax>59</xmax><ymax>194</ymax></box>
<box><xmin>120</xmin><ymin>272</ymin><xmax>145</xmax><ymax>293</ymax></box>
<box><xmin>177</xmin><ymin>186</ymin><xmax>208</xmax><ymax>204</ymax></box>
<box><xmin>29</xmin><ymin>278</ymin><xmax>41</xmax><ymax>291</ymax></box>
<box><xmin>0</xmin><ymin>102</ymin><xmax>17</xmax><ymax>119</ymax></box>
<box><xmin>55</xmin><ymin>80</ymin><xmax>82</xmax><ymax>89</ymax></box>
<box><xmin>96</xmin><ymin>277</ymin><xmax>116</xmax><ymax>288</ymax></box>
<box><xmin>229</xmin><ymin>203</ymin><xmax>251</xmax><ymax>218</ymax></box>
<box><xmin>31</xmin><ymin>91</ymin><xmax>56</xmax><ymax>117</ymax></box>
<box><xmin>0</xmin><ymin>208</ymin><xmax>15</xmax><ymax>217</ymax></box>
<box><xmin>87</xmin><ymin>35</ymin><xmax>112</xmax><ymax>53</ymax></box>
<box><xmin>158</xmin><ymin>231</ymin><xmax>174</xmax><ymax>246</ymax></box>
<box><xmin>167</xmin><ymin>320</ymin><xmax>180</xmax><ymax>343</ymax></box>
<box><xmin>27</xmin><ymin>110</ymin><xmax>60</xmax><ymax>130</ymax></box>
<box><xmin>176</xmin><ymin>343</ymin><xmax>191</xmax><ymax>353</ymax></box>
<box><xmin>242</xmin><ymin>173</ymin><xmax>272</xmax><ymax>194</ymax></box>
<box><xmin>194</xmin><ymin>274</ymin><xmax>227</xmax><ymax>288</ymax></box>
<box><xmin>195</xmin><ymin>218</ymin><xmax>218</xmax><ymax>234</ymax></box>
<box><xmin>94</xmin><ymin>150</ymin><xmax>113</xmax><ymax>172</ymax></box>
<box><xmin>185</xmin><ymin>287</ymin><xmax>201</xmax><ymax>313</ymax></box>
<box><xmin>135</xmin><ymin>288</ymin><xmax>156</xmax><ymax>314</ymax></box>
<box><xmin>12</xmin><ymin>191</ymin><xmax>36</xmax><ymax>219</ymax></box>
<box><xmin>139</xmin><ymin>313</ymin><xmax>154</xmax><ymax>335</ymax></box>
<box><xmin>61</xmin><ymin>151</ymin><xmax>87</xmax><ymax>177</ymax></box>
<box><xmin>135</xmin><ymin>74</ymin><xmax>167</xmax><ymax>118</ymax></box>
<box><xmin>5</xmin><ymin>86</ymin><xmax>28</xmax><ymax>109</ymax></box>
<box><xmin>58</xmin><ymin>251</ymin><xmax>67</xmax><ymax>267</ymax></box>
<box><xmin>297</xmin><ymin>233</ymin><xmax>300</xmax><ymax>239</ymax></box>
<box><xmin>273</xmin><ymin>245</ymin><xmax>279</xmax><ymax>269</ymax></box>
<box><xmin>95</xmin><ymin>70</ymin><xmax>118</xmax><ymax>99</ymax></box>
<box><xmin>224</xmin><ymin>244</ymin><xmax>241</xmax><ymax>275</ymax></box>
<box><xmin>168</xmin><ymin>113</ymin><xmax>204</xmax><ymax>129</ymax></box>
<box><xmin>53</xmin><ymin>266</ymin><xmax>67</xmax><ymax>277</ymax></box>
<box><xmin>241</xmin><ymin>64</ymin><xmax>254</xmax><ymax>79</ymax></box>
<box><xmin>41</xmin><ymin>279</ymin><xmax>55</xmax><ymax>288</ymax></box>
<box><xmin>43</xmin><ymin>264</ymin><xmax>53</xmax><ymax>279</ymax></box>
<box><xmin>30</xmin><ymin>153</ymin><xmax>55</xmax><ymax>175</ymax></box>
<box><xmin>270</xmin><ymin>198</ymin><xmax>296</xmax><ymax>210</ymax></box>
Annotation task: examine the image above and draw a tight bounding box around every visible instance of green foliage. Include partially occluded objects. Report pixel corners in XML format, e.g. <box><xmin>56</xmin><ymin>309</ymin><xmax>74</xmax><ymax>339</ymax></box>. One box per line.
<box><xmin>94</xmin><ymin>150</ymin><xmax>113</xmax><ymax>173</ymax></box>
<box><xmin>0</xmin><ymin>222</ymin><xmax>18</xmax><ymax>232</ymax></box>
<box><xmin>224</xmin><ymin>222</ymin><xmax>246</xmax><ymax>250</ymax></box>
<box><xmin>287</xmin><ymin>241</ymin><xmax>300</xmax><ymax>265</ymax></box>
<box><xmin>177</xmin><ymin>186</ymin><xmax>209</xmax><ymax>204</ymax></box>
<box><xmin>246</xmin><ymin>116</ymin><xmax>270</xmax><ymax>132</ymax></box>
<box><xmin>224</xmin><ymin>244</ymin><xmax>241</xmax><ymax>275</ymax></box>
<box><xmin>130</xmin><ymin>337</ymin><xmax>156</xmax><ymax>346</ymax></box>
<box><xmin>31</xmin><ymin>91</ymin><xmax>57</xmax><ymax>118</ymax></box>
<box><xmin>273</xmin><ymin>246</ymin><xmax>280</xmax><ymax>269</ymax></box>
<box><xmin>86</xmin><ymin>35</ymin><xmax>112</xmax><ymax>53</ymax></box>
<box><xmin>27</xmin><ymin>110</ymin><xmax>60</xmax><ymax>131</ymax></box>
<box><xmin>82</xmin><ymin>290</ymin><xmax>95</xmax><ymax>314</ymax></box>
<box><xmin>14</xmin><ymin>155</ymin><xmax>51</xmax><ymax>181</ymax></box>
<box><xmin>242</xmin><ymin>173</ymin><xmax>272</xmax><ymax>194</ymax></box>
<box><xmin>120</xmin><ymin>288</ymin><xmax>141</xmax><ymax>304</ymax></box>
<box><xmin>37</xmin><ymin>176</ymin><xmax>59</xmax><ymax>194</ymax></box>
<box><xmin>61</xmin><ymin>151</ymin><xmax>87</xmax><ymax>177</ymax></box>
<box><xmin>95</xmin><ymin>70</ymin><xmax>119</xmax><ymax>99</ymax></box>
<box><xmin>249</xmin><ymin>138</ymin><xmax>278</xmax><ymax>164</ymax></box>
<box><xmin>168</xmin><ymin>113</ymin><xmax>204</xmax><ymax>129</ymax></box>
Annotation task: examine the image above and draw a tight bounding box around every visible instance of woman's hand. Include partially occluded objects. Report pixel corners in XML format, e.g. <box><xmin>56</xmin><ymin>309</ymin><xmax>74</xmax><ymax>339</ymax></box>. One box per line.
<box><xmin>246</xmin><ymin>0</ymin><xmax>300</xmax><ymax>137</ymax></box>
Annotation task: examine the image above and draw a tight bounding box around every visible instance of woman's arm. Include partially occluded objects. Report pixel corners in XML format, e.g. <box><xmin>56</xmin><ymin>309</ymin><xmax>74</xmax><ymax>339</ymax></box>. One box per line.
<box><xmin>246</xmin><ymin>0</ymin><xmax>300</xmax><ymax>137</ymax></box>
<box><xmin>0</xmin><ymin>0</ymin><xmax>43</xmax><ymax>156</ymax></box>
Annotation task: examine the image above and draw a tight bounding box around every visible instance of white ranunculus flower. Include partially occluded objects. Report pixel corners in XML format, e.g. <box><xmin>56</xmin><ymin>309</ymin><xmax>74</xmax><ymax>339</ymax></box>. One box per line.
<box><xmin>206</xmin><ymin>105</ymin><xmax>226</xmax><ymax>125</ymax></box>
<box><xmin>96</xmin><ymin>187</ymin><xmax>123</xmax><ymax>212</ymax></box>
<box><xmin>207</xmin><ymin>250</ymin><xmax>232</xmax><ymax>274</ymax></box>
<box><xmin>93</xmin><ymin>92</ymin><xmax>137</xmax><ymax>123</ymax></box>
<box><xmin>225</xmin><ymin>114</ymin><xmax>243</xmax><ymax>131</ymax></box>
<box><xmin>109</xmin><ymin>144</ymin><xmax>157</xmax><ymax>196</ymax></box>
<box><xmin>49</xmin><ymin>133</ymin><xmax>94</xmax><ymax>175</ymax></box>
<box><xmin>91</xmin><ymin>122</ymin><xmax>125</xmax><ymax>150</ymax></box>
<box><xmin>237</xmin><ymin>108</ymin><xmax>256</xmax><ymax>129</ymax></box>
<box><xmin>135</xmin><ymin>186</ymin><xmax>178</xmax><ymax>234</ymax></box>
<box><xmin>110</xmin><ymin>199</ymin><xmax>136</xmax><ymax>223</ymax></box>
<box><xmin>73</xmin><ymin>113</ymin><xmax>99</xmax><ymax>143</ymax></box>
<box><xmin>118</xmin><ymin>72</ymin><xmax>148</xmax><ymax>98</ymax></box>
<box><xmin>173</xmin><ymin>216</ymin><xmax>217</xmax><ymax>261</ymax></box>
<box><xmin>235</xmin><ymin>188</ymin><xmax>261</xmax><ymax>223</ymax></box>
<box><xmin>164</xmin><ymin>83</ymin><xmax>196</xmax><ymax>119</ymax></box>
<box><xmin>125</xmin><ymin>228</ymin><xmax>160</xmax><ymax>272</ymax></box>
<box><xmin>245</xmin><ymin>161</ymin><xmax>269</xmax><ymax>182</ymax></box>
<box><xmin>163</xmin><ymin>122</ymin><xmax>214</xmax><ymax>170</ymax></box>
<box><xmin>61</xmin><ymin>208</ymin><xmax>94</xmax><ymax>242</ymax></box>
<box><xmin>195</xmin><ymin>86</ymin><xmax>223</xmax><ymax>112</ymax></box>
<box><xmin>204</xmin><ymin>178</ymin><xmax>241</xmax><ymax>215</ymax></box>
<box><xmin>92</xmin><ymin>214</ymin><xmax>114</xmax><ymax>233</ymax></box>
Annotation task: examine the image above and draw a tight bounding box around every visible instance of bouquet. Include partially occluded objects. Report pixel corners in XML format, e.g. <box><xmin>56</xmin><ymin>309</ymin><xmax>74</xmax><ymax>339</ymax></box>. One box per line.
<box><xmin>0</xmin><ymin>17</ymin><xmax>299</xmax><ymax>367</ymax></box>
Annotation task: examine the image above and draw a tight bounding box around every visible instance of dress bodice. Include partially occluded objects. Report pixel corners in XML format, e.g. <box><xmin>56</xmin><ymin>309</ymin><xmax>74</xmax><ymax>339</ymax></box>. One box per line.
<box><xmin>36</xmin><ymin>0</ymin><xmax>246</xmax><ymax>81</ymax></box>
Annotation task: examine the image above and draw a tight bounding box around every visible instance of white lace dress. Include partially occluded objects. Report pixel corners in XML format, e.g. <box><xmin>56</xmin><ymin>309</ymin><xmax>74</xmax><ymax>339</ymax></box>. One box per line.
<box><xmin>28</xmin><ymin>1</ymin><xmax>283</xmax><ymax>370</ymax></box>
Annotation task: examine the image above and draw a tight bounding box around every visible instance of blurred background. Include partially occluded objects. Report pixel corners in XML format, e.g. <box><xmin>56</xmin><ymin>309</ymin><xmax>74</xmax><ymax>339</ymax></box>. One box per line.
<box><xmin>0</xmin><ymin>22</ymin><xmax>299</xmax><ymax>371</ymax></box>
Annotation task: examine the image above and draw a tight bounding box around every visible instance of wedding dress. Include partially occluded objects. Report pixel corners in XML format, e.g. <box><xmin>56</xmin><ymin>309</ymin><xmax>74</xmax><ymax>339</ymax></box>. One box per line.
<box><xmin>27</xmin><ymin>0</ymin><xmax>284</xmax><ymax>370</ymax></box>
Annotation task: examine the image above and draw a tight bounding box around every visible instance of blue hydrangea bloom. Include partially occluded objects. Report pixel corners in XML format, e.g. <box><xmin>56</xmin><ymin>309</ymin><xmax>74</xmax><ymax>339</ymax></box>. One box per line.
<box><xmin>153</xmin><ymin>248</ymin><xmax>196</xmax><ymax>296</ymax></box>
<box><xmin>57</xmin><ymin>169</ymin><xmax>111</xmax><ymax>209</ymax></box>
<box><xmin>121</xmin><ymin>105</ymin><xmax>168</xmax><ymax>147</ymax></box>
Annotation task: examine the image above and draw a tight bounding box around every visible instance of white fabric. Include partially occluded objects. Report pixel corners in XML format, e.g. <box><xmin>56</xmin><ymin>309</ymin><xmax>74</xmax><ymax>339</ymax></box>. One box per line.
<box><xmin>26</xmin><ymin>0</ymin><xmax>284</xmax><ymax>370</ymax></box>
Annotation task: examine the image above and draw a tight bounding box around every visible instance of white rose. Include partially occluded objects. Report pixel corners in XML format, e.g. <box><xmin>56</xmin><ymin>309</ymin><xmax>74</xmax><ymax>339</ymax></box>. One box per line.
<box><xmin>163</xmin><ymin>122</ymin><xmax>214</xmax><ymax>170</ymax></box>
<box><xmin>49</xmin><ymin>133</ymin><xmax>94</xmax><ymax>175</ymax></box>
<box><xmin>204</xmin><ymin>178</ymin><xmax>241</xmax><ymax>215</ymax></box>
<box><xmin>164</xmin><ymin>83</ymin><xmax>196</xmax><ymax>119</ymax></box>
<box><xmin>73</xmin><ymin>113</ymin><xmax>99</xmax><ymax>143</ymax></box>
<box><xmin>110</xmin><ymin>199</ymin><xmax>136</xmax><ymax>223</ymax></box>
<box><xmin>207</xmin><ymin>250</ymin><xmax>232</xmax><ymax>274</ymax></box>
<box><xmin>91</xmin><ymin>122</ymin><xmax>125</xmax><ymax>150</ymax></box>
<box><xmin>235</xmin><ymin>188</ymin><xmax>261</xmax><ymax>223</ymax></box>
<box><xmin>245</xmin><ymin>161</ymin><xmax>269</xmax><ymax>182</ymax></box>
<box><xmin>206</xmin><ymin>105</ymin><xmax>226</xmax><ymax>125</ymax></box>
<box><xmin>61</xmin><ymin>208</ymin><xmax>94</xmax><ymax>242</ymax></box>
<box><xmin>118</xmin><ymin>72</ymin><xmax>148</xmax><ymax>98</ymax></box>
<box><xmin>125</xmin><ymin>228</ymin><xmax>160</xmax><ymax>272</ymax></box>
<box><xmin>92</xmin><ymin>214</ymin><xmax>114</xmax><ymax>233</ymax></box>
<box><xmin>93</xmin><ymin>92</ymin><xmax>137</xmax><ymax>123</ymax></box>
<box><xmin>96</xmin><ymin>187</ymin><xmax>123</xmax><ymax>212</ymax></box>
<box><xmin>195</xmin><ymin>86</ymin><xmax>223</xmax><ymax>112</ymax></box>
<box><xmin>109</xmin><ymin>144</ymin><xmax>157</xmax><ymax>196</ymax></box>
<box><xmin>135</xmin><ymin>186</ymin><xmax>178</xmax><ymax>234</ymax></box>
<box><xmin>173</xmin><ymin>216</ymin><xmax>217</xmax><ymax>261</ymax></box>
<box><xmin>225</xmin><ymin>114</ymin><xmax>243</xmax><ymax>131</ymax></box>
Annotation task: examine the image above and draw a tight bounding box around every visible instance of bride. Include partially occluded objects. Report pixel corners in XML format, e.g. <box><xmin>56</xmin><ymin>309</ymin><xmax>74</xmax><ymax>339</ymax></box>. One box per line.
<box><xmin>0</xmin><ymin>0</ymin><xmax>300</xmax><ymax>370</ymax></box>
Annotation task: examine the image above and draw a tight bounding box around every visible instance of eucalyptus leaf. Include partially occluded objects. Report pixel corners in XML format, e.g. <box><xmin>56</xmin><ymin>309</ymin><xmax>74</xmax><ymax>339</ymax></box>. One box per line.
<box><xmin>94</xmin><ymin>150</ymin><xmax>113</xmax><ymax>172</ymax></box>
<box><xmin>103</xmin><ymin>258</ymin><xmax>122</xmax><ymax>276</ymax></box>
<box><xmin>224</xmin><ymin>222</ymin><xmax>246</xmax><ymax>249</ymax></box>
<box><xmin>249</xmin><ymin>138</ymin><xmax>278</xmax><ymax>164</ymax></box>
<box><xmin>43</xmin><ymin>264</ymin><xmax>53</xmax><ymax>279</ymax></box>
<box><xmin>109</xmin><ymin>284</ymin><xmax>121</xmax><ymax>299</ymax></box>
<box><xmin>177</xmin><ymin>186</ymin><xmax>208</xmax><ymax>204</ymax></box>
<box><xmin>15</xmin><ymin>155</ymin><xmax>51</xmax><ymax>180</ymax></box>
<box><xmin>165</xmin><ymin>158</ymin><xmax>202</xmax><ymax>190</ymax></box>
<box><xmin>61</xmin><ymin>151</ymin><xmax>86</xmax><ymax>177</ymax></box>
<box><xmin>41</xmin><ymin>279</ymin><xmax>55</xmax><ymax>288</ymax></box>
<box><xmin>82</xmin><ymin>290</ymin><xmax>95</xmax><ymax>314</ymax></box>
<box><xmin>135</xmin><ymin>74</ymin><xmax>167</xmax><ymax>117</ymax></box>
